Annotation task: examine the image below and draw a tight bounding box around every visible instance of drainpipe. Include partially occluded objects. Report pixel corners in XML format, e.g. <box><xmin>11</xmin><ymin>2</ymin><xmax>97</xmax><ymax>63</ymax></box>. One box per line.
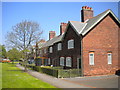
<box><xmin>81</xmin><ymin>35</ymin><xmax>84</xmax><ymax>77</ymax></box>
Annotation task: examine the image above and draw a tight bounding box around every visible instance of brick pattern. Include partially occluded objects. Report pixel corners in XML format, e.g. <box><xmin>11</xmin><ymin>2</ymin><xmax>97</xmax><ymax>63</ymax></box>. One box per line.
<box><xmin>47</xmin><ymin>25</ymin><xmax>81</xmax><ymax>68</ymax></box>
<box><xmin>82</xmin><ymin>14</ymin><xmax>119</xmax><ymax>76</ymax></box>
<box><xmin>81</xmin><ymin>6</ymin><xmax>93</xmax><ymax>22</ymax></box>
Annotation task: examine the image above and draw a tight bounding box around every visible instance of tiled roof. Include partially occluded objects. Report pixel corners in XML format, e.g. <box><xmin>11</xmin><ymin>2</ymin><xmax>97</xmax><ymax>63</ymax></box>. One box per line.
<box><xmin>40</xmin><ymin>9</ymin><xmax>120</xmax><ymax>48</ymax></box>
<box><xmin>41</xmin><ymin>34</ymin><xmax>63</xmax><ymax>48</ymax></box>
<box><xmin>70</xmin><ymin>9</ymin><xmax>120</xmax><ymax>36</ymax></box>
<box><xmin>69</xmin><ymin>21</ymin><xmax>87</xmax><ymax>35</ymax></box>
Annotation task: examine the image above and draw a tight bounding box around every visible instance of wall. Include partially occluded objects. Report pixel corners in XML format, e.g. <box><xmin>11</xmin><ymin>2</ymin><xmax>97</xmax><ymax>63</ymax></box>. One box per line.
<box><xmin>82</xmin><ymin>14</ymin><xmax>119</xmax><ymax>76</ymax></box>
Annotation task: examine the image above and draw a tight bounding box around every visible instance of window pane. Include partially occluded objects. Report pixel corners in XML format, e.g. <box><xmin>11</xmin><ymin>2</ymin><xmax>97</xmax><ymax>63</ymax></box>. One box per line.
<box><xmin>60</xmin><ymin>57</ymin><xmax>64</xmax><ymax>66</ymax></box>
<box><xmin>49</xmin><ymin>47</ymin><xmax>52</xmax><ymax>53</ymax></box>
<box><xmin>58</xmin><ymin>43</ymin><xmax>62</xmax><ymax>50</ymax></box>
<box><xmin>68</xmin><ymin>39</ymin><xmax>74</xmax><ymax>49</ymax></box>
<box><xmin>89</xmin><ymin>53</ymin><xmax>94</xmax><ymax>65</ymax></box>
<box><xmin>48</xmin><ymin>58</ymin><xmax>50</xmax><ymax>65</ymax></box>
<box><xmin>66</xmin><ymin>57</ymin><xmax>72</xmax><ymax>67</ymax></box>
<box><xmin>108</xmin><ymin>53</ymin><xmax>112</xmax><ymax>64</ymax></box>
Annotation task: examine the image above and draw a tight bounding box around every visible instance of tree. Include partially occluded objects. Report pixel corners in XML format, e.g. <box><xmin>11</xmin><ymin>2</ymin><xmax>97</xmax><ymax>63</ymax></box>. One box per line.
<box><xmin>0</xmin><ymin>45</ymin><xmax>7</xmax><ymax>59</ymax></box>
<box><xmin>6</xmin><ymin>20</ymin><xmax>43</xmax><ymax>71</ymax></box>
<box><xmin>7</xmin><ymin>48</ymin><xmax>21</xmax><ymax>63</ymax></box>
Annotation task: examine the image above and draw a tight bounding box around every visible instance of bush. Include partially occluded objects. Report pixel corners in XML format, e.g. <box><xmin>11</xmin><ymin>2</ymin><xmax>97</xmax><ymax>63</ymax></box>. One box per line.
<box><xmin>28</xmin><ymin>65</ymin><xmax>81</xmax><ymax>78</ymax></box>
<box><xmin>31</xmin><ymin>66</ymin><xmax>58</xmax><ymax>78</ymax></box>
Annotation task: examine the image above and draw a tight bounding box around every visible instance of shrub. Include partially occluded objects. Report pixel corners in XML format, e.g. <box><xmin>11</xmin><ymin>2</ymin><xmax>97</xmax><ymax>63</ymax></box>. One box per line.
<box><xmin>31</xmin><ymin>66</ymin><xmax>81</xmax><ymax>78</ymax></box>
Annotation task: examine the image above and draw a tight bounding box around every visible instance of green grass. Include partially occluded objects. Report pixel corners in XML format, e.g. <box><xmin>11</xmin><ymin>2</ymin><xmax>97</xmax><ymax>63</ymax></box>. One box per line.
<box><xmin>2</xmin><ymin>63</ymin><xmax>56</xmax><ymax>88</ymax></box>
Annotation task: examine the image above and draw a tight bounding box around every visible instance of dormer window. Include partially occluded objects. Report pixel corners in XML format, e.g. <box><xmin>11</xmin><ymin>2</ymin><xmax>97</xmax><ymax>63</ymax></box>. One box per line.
<box><xmin>68</xmin><ymin>39</ymin><xmax>74</xmax><ymax>49</ymax></box>
<box><xmin>58</xmin><ymin>43</ymin><xmax>62</xmax><ymax>51</ymax></box>
<box><xmin>49</xmin><ymin>47</ymin><xmax>53</xmax><ymax>53</ymax></box>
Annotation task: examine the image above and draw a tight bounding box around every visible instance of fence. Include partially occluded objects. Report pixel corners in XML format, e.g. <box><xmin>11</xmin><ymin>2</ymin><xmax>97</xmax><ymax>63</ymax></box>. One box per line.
<box><xmin>58</xmin><ymin>69</ymin><xmax>81</xmax><ymax>78</ymax></box>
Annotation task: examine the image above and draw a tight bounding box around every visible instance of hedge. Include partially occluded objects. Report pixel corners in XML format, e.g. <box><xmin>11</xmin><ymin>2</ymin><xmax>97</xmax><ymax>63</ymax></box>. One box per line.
<box><xmin>28</xmin><ymin>66</ymin><xmax>81</xmax><ymax>78</ymax></box>
<box><xmin>19</xmin><ymin>62</ymin><xmax>81</xmax><ymax>78</ymax></box>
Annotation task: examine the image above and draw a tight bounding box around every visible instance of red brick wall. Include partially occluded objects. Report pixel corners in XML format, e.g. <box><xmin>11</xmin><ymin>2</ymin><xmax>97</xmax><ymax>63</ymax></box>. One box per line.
<box><xmin>82</xmin><ymin>14</ymin><xmax>119</xmax><ymax>76</ymax></box>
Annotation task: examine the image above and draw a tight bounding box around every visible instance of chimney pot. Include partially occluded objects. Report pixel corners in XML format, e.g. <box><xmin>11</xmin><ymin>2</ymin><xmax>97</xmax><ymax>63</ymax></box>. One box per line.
<box><xmin>60</xmin><ymin>22</ymin><xmax>67</xmax><ymax>35</ymax></box>
<box><xmin>81</xmin><ymin>6</ymin><xmax>93</xmax><ymax>22</ymax></box>
<box><xmin>49</xmin><ymin>31</ymin><xmax>56</xmax><ymax>40</ymax></box>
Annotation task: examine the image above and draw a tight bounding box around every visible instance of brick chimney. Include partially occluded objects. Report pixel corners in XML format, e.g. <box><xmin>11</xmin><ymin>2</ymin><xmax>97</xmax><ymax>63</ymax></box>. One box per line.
<box><xmin>60</xmin><ymin>22</ymin><xmax>67</xmax><ymax>35</ymax></box>
<box><xmin>49</xmin><ymin>31</ymin><xmax>56</xmax><ymax>40</ymax></box>
<box><xmin>81</xmin><ymin>6</ymin><xmax>93</xmax><ymax>22</ymax></box>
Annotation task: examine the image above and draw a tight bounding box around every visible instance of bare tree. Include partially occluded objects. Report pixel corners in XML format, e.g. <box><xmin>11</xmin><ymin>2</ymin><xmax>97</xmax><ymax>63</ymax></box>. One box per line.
<box><xmin>6</xmin><ymin>20</ymin><xmax>43</xmax><ymax>71</ymax></box>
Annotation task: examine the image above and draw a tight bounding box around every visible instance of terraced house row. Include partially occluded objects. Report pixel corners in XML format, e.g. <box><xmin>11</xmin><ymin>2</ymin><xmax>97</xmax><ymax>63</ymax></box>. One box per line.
<box><xmin>34</xmin><ymin>6</ymin><xmax>120</xmax><ymax>76</ymax></box>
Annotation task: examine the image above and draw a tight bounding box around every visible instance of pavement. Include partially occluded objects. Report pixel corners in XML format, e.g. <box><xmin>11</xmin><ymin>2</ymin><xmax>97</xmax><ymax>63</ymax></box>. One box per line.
<box><xmin>16</xmin><ymin>64</ymin><xmax>119</xmax><ymax>89</ymax></box>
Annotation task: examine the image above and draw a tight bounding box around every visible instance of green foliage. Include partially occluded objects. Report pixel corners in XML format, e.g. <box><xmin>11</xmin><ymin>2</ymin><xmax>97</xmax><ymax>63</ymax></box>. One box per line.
<box><xmin>7</xmin><ymin>48</ymin><xmax>21</xmax><ymax>61</ymax></box>
<box><xmin>2</xmin><ymin>63</ymin><xmax>56</xmax><ymax>88</ymax></box>
<box><xmin>28</xmin><ymin>65</ymin><xmax>81</xmax><ymax>78</ymax></box>
<box><xmin>0</xmin><ymin>45</ymin><xmax>7</xmax><ymax>58</ymax></box>
<box><xmin>19</xmin><ymin>49</ymin><xmax>30</xmax><ymax>59</ymax></box>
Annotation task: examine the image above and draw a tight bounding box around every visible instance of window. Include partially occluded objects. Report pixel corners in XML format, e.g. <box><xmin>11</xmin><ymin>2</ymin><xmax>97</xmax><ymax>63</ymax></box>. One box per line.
<box><xmin>40</xmin><ymin>50</ymin><xmax>42</xmax><ymax>54</ymax></box>
<box><xmin>48</xmin><ymin>58</ymin><xmax>50</xmax><ymax>65</ymax></box>
<box><xmin>44</xmin><ymin>48</ymin><xmax>46</xmax><ymax>53</ymax></box>
<box><xmin>89</xmin><ymin>53</ymin><xmax>94</xmax><ymax>65</ymax></box>
<box><xmin>60</xmin><ymin>57</ymin><xmax>64</xmax><ymax>66</ymax></box>
<box><xmin>49</xmin><ymin>47</ymin><xmax>53</xmax><ymax>53</ymax></box>
<box><xmin>68</xmin><ymin>39</ymin><xmax>74</xmax><ymax>49</ymax></box>
<box><xmin>58</xmin><ymin>43</ymin><xmax>62</xmax><ymax>51</ymax></box>
<box><xmin>108</xmin><ymin>53</ymin><xmax>112</xmax><ymax>64</ymax></box>
<box><xmin>66</xmin><ymin>57</ymin><xmax>72</xmax><ymax>67</ymax></box>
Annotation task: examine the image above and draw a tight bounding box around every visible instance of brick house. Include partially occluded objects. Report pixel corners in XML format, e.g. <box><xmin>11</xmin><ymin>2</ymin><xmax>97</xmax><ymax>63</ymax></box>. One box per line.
<box><xmin>35</xmin><ymin>6</ymin><xmax>120</xmax><ymax>76</ymax></box>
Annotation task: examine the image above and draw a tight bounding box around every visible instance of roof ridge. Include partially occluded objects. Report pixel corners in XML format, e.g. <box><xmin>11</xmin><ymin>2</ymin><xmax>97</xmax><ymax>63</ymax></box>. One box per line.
<box><xmin>81</xmin><ymin>9</ymin><xmax>119</xmax><ymax>36</ymax></box>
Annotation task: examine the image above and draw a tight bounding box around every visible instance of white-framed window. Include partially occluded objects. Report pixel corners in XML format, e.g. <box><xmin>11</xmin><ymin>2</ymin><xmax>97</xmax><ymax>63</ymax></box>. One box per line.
<box><xmin>108</xmin><ymin>53</ymin><xmax>112</xmax><ymax>64</ymax></box>
<box><xmin>68</xmin><ymin>39</ymin><xmax>74</xmax><ymax>49</ymax></box>
<box><xmin>60</xmin><ymin>57</ymin><xmax>64</xmax><ymax>66</ymax></box>
<box><xmin>66</xmin><ymin>57</ymin><xmax>72</xmax><ymax>67</ymax></box>
<box><xmin>89</xmin><ymin>53</ymin><xmax>94</xmax><ymax>65</ymax></box>
<box><xmin>58</xmin><ymin>43</ymin><xmax>62</xmax><ymax>51</ymax></box>
<box><xmin>40</xmin><ymin>50</ymin><xmax>42</xmax><ymax>54</ymax></box>
<box><xmin>44</xmin><ymin>48</ymin><xmax>46</xmax><ymax>53</ymax></box>
<box><xmin>49</xmin><ymin>47</ymin><xmax>53</xmax><ymax>53</ymax></box>
<box><xmin>48</xmin><ymin>58</ymin><xmax>50</xmax><ymax>65</ymax></box>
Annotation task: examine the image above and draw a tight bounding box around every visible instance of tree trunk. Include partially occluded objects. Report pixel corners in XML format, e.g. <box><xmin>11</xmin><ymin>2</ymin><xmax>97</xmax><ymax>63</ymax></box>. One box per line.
<box><xmin>24</xmin><ymin>59</ymin><xmax>27</xmax><ymax>72</ymax></box>
<box><xmin>12</xmin><ymin>60</ymin><xmax>14</xmax><ymax>64</ymax></box>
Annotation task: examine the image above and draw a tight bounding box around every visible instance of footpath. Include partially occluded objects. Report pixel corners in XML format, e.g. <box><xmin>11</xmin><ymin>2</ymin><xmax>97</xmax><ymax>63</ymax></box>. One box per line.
<box><xmin>16</xmin><ymin>64</ymin><xmax>119</xmax><ymax>88</ymax></box>
<box><xmin>16</xmin><ymin>64</ymin><xmax>88</xmax><ymax>88</ymax></box>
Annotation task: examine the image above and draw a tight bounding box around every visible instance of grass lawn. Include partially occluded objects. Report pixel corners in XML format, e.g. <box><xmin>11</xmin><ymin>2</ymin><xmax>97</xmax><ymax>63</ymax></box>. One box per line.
<box><xmin>2</xmin><ymin>63</ymin><xmax>56</xmax><ymax>88</ymax></box>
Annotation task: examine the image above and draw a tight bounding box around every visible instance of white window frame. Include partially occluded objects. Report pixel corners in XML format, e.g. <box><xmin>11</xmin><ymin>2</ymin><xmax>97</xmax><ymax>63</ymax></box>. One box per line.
<box><xmin>108</xmin><ymin>53</ymin><xmax>112</xmax><ymax>64</ymax></box>
<box><xmin>60</xmin><ymin>57</ymin><xmax>64</xmax><ymax>66</ymax></box>
<box><xmin>58</xmin><ymin>43</ymin><xmax>62</xmax><ymax>51</ymax></box>
<box><xmin>44</xmin><ymin>48</ymin><xmax>46</xmax><ymax>54</ymax></box>
<box><xmin>49</xmin><ymin>47</ymin><xmax>53</xmax><ymax>53</ymax></box>
<box><xmin>66</xmin><ymin>57</ymin><xmax>72</xmax><ymax>67</ymax></box>
<box><xmin>48</xmin><ymin>58</ymin><xmax>50</xmax><ymax>65</ymax></box>
<box><xmin>68</xmin><ymin>39</ymin><xmax>74</xmax><ymax>49</ymax></box>
<box><xmin>40</xmin><ymin>50</ymin><xmax>42</xmax><ymax>54</ymax></box>
<box><xmin>89</xmin><ymin>53</ymin><xmax>94</xmax><ymax>65</ymax></box>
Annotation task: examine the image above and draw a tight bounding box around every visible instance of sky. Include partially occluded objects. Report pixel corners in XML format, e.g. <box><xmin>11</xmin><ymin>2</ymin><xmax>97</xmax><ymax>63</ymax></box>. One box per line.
<box><xmin>1</xmin><ymin>2</ymin><xmax>119</xmax><ymax>46</ymax></box>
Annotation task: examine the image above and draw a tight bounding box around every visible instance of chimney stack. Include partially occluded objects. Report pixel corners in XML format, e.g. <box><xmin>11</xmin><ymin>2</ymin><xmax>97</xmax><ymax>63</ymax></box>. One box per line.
<box><xmin>49</xmin><ymin>31</ymin><xmax>56</xmax><ymax>40</ymax></box>
<box><xmin>60</xmin><ymin>22</ymin><xmax>67</xmax><ymax>35</ymax></box>
<box><xmin>81</xmin><ymin>6</ymin><xmax>93</xmax><ymax>22</ymax></box>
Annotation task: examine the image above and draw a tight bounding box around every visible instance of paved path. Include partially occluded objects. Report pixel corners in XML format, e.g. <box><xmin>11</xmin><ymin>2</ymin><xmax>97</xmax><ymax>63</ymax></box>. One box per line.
<box><xmin>16</xmin><ymin>64</ymin><xmax>119</xmax><ymax>88</ymax></box>
<box><xmin>16</xmin><ymin>64</ymin><xmax>87</xmax><ymax>88</ymax></box>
